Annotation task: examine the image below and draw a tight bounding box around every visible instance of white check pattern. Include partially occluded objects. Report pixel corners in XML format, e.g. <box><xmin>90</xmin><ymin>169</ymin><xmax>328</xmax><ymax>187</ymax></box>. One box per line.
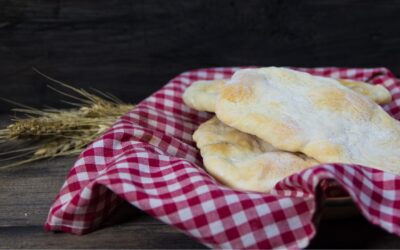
<box><xmin>46</xmin><ymin>67</ymin><xmax>400</xmax><ymax>249</ymax></box>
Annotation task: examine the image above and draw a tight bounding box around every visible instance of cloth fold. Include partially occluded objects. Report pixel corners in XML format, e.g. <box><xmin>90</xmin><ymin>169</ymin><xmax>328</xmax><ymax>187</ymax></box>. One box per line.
<box><xmin>46</xmin><ymin>67</ymin><xmax>400</xmax><ymax>249</ymax></box>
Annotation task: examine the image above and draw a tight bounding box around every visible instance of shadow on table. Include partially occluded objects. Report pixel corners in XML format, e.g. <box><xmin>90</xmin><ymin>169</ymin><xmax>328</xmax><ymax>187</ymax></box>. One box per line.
<box><xmin>103</xmin><ymin>200</ymin><xmax>399</xmax><ymax>249</ymax></box>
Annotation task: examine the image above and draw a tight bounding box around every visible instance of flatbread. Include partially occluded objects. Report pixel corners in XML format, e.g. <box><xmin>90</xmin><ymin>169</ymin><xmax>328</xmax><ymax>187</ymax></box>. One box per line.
<box><xmin>183</xmin><ymin>80</ymin><xmax>225</xmax><ymax>112</ymax></box>
<box><xmin>337</xmin><ymin>78</ymin><xmax>391</xmax><ymax>104</ymax></box>
<box><xmin>183</xmin><ymin>77</ymin><xmax>391</xmax><ymax>113</ymax></box>
<box><xmin>193</xmin><ymin>116</ymin><xmax>318</xmax><ymax>192</ymax></box>
<box><xmin>215</xmin><ymin>67</ymin><xmax>400</xmax><ymax>174</ymax></box>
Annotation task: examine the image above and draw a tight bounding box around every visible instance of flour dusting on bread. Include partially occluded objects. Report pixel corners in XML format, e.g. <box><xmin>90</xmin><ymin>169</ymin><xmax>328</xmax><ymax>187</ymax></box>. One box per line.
<box><xmin>216</xmin><ymin>67</ymin><xmax>400</xmax><ymax>174</ymax></box>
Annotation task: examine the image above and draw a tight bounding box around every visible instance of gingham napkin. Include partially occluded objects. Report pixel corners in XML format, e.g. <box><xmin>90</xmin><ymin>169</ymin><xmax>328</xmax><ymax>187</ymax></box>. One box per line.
<box><xmin>45</xmin><ymin>67</ymin><xmax>400</xmax><ymax>249</ymax></box>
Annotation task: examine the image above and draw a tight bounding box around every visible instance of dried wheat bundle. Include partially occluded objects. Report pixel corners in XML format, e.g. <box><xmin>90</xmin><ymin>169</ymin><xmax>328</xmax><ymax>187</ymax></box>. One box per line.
<box><xmin>0</xmin><ymin>70</ymin><xmax>134</xmax><ymax>169</ymax></box>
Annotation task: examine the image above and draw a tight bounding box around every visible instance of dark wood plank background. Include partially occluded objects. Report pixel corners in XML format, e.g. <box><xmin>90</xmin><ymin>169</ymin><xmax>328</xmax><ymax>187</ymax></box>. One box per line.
<box><xmin>1</xmin><ymin>0</ymin><xmax>400</xmax><ymax>248</ymax></box>
<box><xmin>0</xmin><ymin>0</ymin><xmax>399</xmax><ymax>113</ymax></box>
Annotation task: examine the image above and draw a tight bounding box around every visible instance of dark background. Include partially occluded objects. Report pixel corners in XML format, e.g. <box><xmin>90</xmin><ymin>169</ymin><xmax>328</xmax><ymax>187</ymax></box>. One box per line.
<box><xmin>0</xmin><ymin>0</ymin><xmax>399</xmax><ymax>114</ymax></box>
<box><xmin>1</xmin><ymin>1</ymin><xmax>400</xmax><ymax>248</ymax></box>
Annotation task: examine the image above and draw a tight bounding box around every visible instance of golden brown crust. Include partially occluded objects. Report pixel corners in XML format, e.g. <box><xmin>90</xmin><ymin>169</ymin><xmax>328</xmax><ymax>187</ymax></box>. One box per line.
<box><xmin>193</xmin><ymin>117</ymin><xmax>318</xmax><ymax>192</ymax></box>
<box><xmin>182</xmin><ymin>80</ymin><xmax>225</xmax><ymax>112</ymax></box>
<box><xmin>220</xmin><ymin>82</ymin><xmax>255</xmax><ymax>103</ymax></box>
<box><xmin>183</xmin><ymin>77</ymin><xmax>392</xmax><ymax>114</ymax></box>
<box><xmin>338</xmin><ymin>79</ymin><xmax>392</xmax><ymax>104</ymax></box>
<box><xmin>215</xmin><ymin>67</ymin><xmax>400</xmax><ymax>174</ymax></box>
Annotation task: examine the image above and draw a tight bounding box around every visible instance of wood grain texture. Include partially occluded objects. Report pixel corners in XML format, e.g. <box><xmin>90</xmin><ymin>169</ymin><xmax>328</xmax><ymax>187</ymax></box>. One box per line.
<box><xmin>1</xmin><ymin>147</ymin><xmax>399</xmax><ymax>249</ymax></box>
<box><xmin>0</xmin><ymin>113</ymin><xmax>206</xmax><ymax>248</ymax></box>
<box><xmin>1</xmin><ymin>0</ymin><xmax>400</xmax><ymax>248</ymax></box>
<box><xmin>0</xmin><ymin>220</ymin><xmax>206</xmax><ymax>249</ymax></box>
<box><xmin>0</xmin><ymin>156</ymin><xmax>77</xmax><ymax>227</ymax></box>
<box><xmin>0</xmin><ymin>0</ymin><xmax>399</xmax><ymax>113</ymax></box>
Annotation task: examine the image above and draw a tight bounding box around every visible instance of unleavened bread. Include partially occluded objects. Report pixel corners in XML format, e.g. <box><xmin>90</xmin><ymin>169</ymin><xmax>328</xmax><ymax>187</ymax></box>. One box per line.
<box><xmin>183</xmin><ymin>77</ymin><xmax>391</xmax><ymax>113</ymax></box>
<box><xmin>215</xmin><ymin>67</ymin><xmax>400</xmax><ymax>174</ymax></box>
<box><xmin>193</xmin><ymin>116</ymin><xmax>318</xmax><ymax>192</ymax></box>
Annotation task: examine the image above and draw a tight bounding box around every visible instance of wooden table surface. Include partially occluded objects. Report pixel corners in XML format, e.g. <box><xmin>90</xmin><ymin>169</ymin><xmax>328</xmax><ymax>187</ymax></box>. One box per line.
<box><xmin>1</xmin><ymin>0</ymin><xmax>400</xmax><ymax>248</ymax></box>
<box><xmin>1</xmin><ymin>116</ymin><xmax>400</xmax><ymax>249</ymax></box>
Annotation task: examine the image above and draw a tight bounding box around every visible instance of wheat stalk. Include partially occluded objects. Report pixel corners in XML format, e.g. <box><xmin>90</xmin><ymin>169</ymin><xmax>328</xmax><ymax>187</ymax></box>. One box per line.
<box><xmin>0</xmin><ymin>70</ymin><xmax>134</xmax><ymax>170</ymax></box>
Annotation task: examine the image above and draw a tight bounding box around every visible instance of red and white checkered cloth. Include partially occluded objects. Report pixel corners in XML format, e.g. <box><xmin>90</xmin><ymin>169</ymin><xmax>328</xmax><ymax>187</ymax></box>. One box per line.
<box><xmin>45</xmin><ymin>67</ymin><xmax>400</xmax><ymax>249</ymax></box>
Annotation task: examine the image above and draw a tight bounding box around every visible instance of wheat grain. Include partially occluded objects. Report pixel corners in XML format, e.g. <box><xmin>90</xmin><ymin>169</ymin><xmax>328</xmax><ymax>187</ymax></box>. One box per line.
<box><xmin>0</xmin><ymin>71</ymin><xmax>134</xmax><ymax>169</ymax></box>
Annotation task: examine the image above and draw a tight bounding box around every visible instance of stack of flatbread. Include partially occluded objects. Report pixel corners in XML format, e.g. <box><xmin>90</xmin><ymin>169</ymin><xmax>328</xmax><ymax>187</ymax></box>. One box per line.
<box><xmin>183</xmin><ymin>67</ymin><xmax>399</xmax><ymax>192</ymax></box>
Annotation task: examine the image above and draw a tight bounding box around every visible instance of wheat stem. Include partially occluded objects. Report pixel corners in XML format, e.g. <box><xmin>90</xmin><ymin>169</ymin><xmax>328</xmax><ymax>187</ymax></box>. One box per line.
<box><xmin>0</xmin><ymin>146</ymin><xmax>39</xmax><ymax>156</ymax></box>
<box><xmin>0</xmin><ymin>70</ymin><xmax>134</xmax><ymax>170</ymax></box>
